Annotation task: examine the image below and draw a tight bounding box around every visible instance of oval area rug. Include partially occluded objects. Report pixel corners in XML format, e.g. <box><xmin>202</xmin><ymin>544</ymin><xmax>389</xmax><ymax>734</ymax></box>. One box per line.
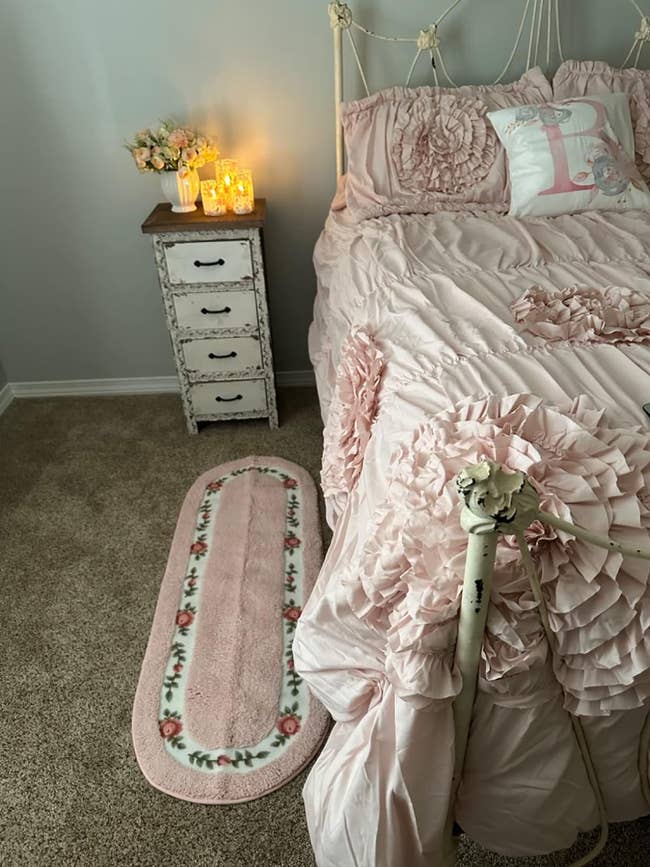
<box><xmin>132</xmin><ymin>456</ymin><xmax>329</xmax><ymax>803</ymax></box>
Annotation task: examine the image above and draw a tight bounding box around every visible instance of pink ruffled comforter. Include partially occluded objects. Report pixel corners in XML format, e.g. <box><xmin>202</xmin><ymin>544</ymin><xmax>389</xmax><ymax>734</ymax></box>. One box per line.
<box><xmin>293</xmin><ymin>206</ymin><xmax>650</xmax><ymax>866</ymax></box>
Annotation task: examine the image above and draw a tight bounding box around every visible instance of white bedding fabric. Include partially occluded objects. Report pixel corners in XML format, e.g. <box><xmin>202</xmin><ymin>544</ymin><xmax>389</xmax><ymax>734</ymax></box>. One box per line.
<box><xmin>293</xmin><ymin>205</ymin><xmax>650</xmax><ymax>866</ymax></box>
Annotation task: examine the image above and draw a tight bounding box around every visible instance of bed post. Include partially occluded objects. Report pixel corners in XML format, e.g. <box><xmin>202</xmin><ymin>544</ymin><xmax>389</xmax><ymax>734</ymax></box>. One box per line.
<box><xmin>329</xmin><ymin>2</ymin><xmax>348</xmax><ymax>179</ymax></box>
<box><xmin>442</xmin><ymin>461</ymin><xmax>539</xmax><ymax>865</ymax></box>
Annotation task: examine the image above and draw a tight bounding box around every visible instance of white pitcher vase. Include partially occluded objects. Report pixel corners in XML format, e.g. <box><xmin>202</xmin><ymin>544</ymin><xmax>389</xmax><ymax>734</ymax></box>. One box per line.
<box><xmin>160</xmin><ymin>170</ymin><xmax>199</xmax><ymax>213</ymax></box>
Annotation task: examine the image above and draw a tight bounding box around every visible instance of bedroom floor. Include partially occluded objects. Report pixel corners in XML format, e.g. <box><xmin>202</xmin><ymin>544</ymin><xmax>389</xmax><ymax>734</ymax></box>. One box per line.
<box><xmin>1</xmin><ymin>388</ymin><xmax>649</xmax><ymax>867</ymax></box>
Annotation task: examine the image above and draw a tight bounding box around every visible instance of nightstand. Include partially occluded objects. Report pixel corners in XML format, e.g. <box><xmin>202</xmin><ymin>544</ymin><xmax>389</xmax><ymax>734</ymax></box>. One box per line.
<box><xmin>142</xmin><ymin>199</ymin><xmax>278</xmax><ymax>433</ymax></box>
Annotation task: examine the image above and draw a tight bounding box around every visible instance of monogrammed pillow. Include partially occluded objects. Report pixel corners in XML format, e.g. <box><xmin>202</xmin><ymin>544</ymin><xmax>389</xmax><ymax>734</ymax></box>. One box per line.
<box><xmin>553</xmin><ymin>60</ymin><xmax>650</xmax><ymax>182</ymax></box>
<box><xmin>341</xmin><ymin>67</ymin><xmax>553</xmax><ymax>220</ymax></box>
<box><xmin>488</xmin><ymin>92</ymin><xmax>650</xmax><ymax>218</ymax></box>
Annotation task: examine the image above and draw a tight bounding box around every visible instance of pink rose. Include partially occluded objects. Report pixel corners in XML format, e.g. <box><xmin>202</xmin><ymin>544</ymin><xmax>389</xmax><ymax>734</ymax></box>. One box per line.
<box><xmin>287</xmin><ymin>659</ymin><xmax>294</xmax><ymax>670</ymax></box>
<box><xmin>202</xmin><ymin>512</ymin><xmax>210</xmax><ymax>520</ymax></box>
<box><xmin>284</xmin><ymin>536</ymin><xmax>301</xmax><ymax>550</ymax></box>
<box><xmin>190</xmin><ymin>541</ymin><xmax>207</xmax><ymax>555</ymax></box>
<box><xmin>159</xmin><ymin>717</ymin><xmax>183</xmax><ymax>739</ymax></box>
<box><xmin>284</xmin><ymin>478</ymin><xmax>297</xmax><ymax>489</ymax></box>
<box><xmin>283</xmin><ymin>606</ymin><xmax>302</xmax><ymax>622</ymax></box>
<box><xmin>188</xmin><ymin>577</ymin><xmax>197</xmax><ymax>587</ymax></box>
<box><xmin>207</xmin><ymin>481</ymin><xmax>223</xmax><ymax>492</ymax></box>
<box><xmin>216</xmin><ymin>755</ymin><xmax>232</xmax><ymax>766</ymax></box>
<box><xmin>176</xmin><ymin>610</ymin><xmax>194</xmax><ymax>628</ymax></box>
<box><xmin>168</xmin><ymin>129</ymin><xmax>190</xmax><ymax>149</ymax></box>
<box><xmin>277</xmin><ymin>714</ymin><xmax>301</xmax><ymax>737</ymax></box>
<box><xmin>173</xmin><ymin>663</ymin><xmax>183</xmax><ymax>673</ymax></box>
<box><xmin>151</xmin><ymin>155</ymin><xmax>165</xmax><ymax>171</ymax></box>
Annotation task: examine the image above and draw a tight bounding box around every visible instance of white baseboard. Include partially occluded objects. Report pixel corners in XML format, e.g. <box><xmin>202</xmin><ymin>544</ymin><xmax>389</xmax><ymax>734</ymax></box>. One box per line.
<box><xmin>10</xmin><ymin>376</ymin><xmax>180</xmax><ymax>398</ymax></box>
<box><xmin>0</xmin><ymin>383</ymin><xmax>14</xmax><ymax>416</ymax></box>
<box><xmin>7</xmin><ymin>370</ymin><xmax>315</xmax><ymax>400</ymax></box>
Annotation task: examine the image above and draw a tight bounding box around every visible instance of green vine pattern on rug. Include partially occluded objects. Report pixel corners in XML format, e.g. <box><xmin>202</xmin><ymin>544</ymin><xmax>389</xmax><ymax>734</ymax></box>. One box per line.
<box><xmin>157</xmin><ymin>465</ymin><xmax>309</xmax><ymax>773</ymax></box>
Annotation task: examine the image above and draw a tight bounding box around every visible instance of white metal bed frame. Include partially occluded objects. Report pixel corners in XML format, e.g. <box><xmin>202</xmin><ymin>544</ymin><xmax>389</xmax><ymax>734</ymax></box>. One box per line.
<box><xmin>325</xmin><ymin>3</ymin><xmax>650</xmax><ymax>864</ymax></box>
<box><xmin>329</xmin><ymin>0</ymin><xmax>650</xmax><ymax>179</ymax></box>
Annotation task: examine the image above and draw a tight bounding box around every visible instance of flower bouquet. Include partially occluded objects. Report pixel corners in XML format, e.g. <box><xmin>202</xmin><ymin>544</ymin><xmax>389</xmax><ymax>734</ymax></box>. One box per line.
<box><xmin>126</xmin><ymin>120</ymin><xmax>218</xmax><ymax>213</ymax></box>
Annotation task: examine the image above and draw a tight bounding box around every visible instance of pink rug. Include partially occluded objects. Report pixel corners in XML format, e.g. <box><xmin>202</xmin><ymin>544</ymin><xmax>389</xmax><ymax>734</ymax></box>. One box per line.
<box><xmin>132</xmin><ymin>456</ymin><xmax>329</xmax><ymax>803</ymax></box>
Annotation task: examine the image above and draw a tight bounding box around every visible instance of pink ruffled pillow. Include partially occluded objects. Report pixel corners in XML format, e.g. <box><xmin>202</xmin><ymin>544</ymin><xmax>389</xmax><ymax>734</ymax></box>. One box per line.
<box><xmin>511</xmin><ymin>285</ymin><xmax>650</xmax><ymax>345</ymax></box>
<box><xmin>341</xmin><ymin>67</ymin><xmax>553</xmax><ymax>221</ymax></box>
<box><xmin>553</xmin><ymin>60</ymin><xmax>650</xmax><ymax>181</ymax></box>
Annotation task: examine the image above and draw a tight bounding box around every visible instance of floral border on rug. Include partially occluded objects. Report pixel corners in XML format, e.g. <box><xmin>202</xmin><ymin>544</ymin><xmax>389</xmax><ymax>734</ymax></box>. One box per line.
<box><xmin>158</xmin><ymin>465</ymin><xmax>308</xmax><ymax>773</ymax></box>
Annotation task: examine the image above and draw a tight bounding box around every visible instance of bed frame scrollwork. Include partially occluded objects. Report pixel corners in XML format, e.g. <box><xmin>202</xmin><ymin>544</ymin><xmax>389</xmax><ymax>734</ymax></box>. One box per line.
<box><xmin>329</xmin><ymin>0</ymin><xmax>650</xmax><ymax>179</ymax></box>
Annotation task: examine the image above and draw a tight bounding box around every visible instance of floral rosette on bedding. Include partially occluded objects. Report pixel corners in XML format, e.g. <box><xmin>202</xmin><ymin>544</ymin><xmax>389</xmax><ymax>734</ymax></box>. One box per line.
<box><xmin>344</xmin><ymin>393</ymin><xmax>650</xmax><ymax>716</ymax></box>
<box><xmin>321</xmin><ymin>328</ymin><xmax>384</xmax><ymax>524</ymax></box>
<box><xmin>510</xmin><ymin>285</ymin><xmax>650</xmax><ymax>346</ymax></box>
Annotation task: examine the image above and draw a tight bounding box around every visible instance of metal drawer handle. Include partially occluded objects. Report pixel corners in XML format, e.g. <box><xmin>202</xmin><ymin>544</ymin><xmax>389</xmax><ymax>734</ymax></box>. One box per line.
<box><xmin>215</xmin><ymin>394</ymin><xmax>243</xmax><ymax>403</ymax></box>
<box><xmin>194</xmin><ymin>258</ymin><xmax>225</xmax><ymax>267</ymax></box>
<box><xmin>209</xmin><ymin>351</ymin><xmax>237</xmax><ymax>359</ymax></box>
<box><xmin>200</xmin><ymin>306</ymin><xmax>231</xmax><ymax>315</ymax></box>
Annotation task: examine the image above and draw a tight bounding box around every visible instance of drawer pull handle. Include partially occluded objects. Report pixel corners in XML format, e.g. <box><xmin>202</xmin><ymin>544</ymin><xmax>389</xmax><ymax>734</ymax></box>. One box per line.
<box><xmin>200</xmin><ymin>306</ymin><xmax>231</xmax><ymax>315</ymax></box>
<box><xmin>215</xmin><ymin>394</ymin><xmax>243</xmax><ymax>403</ymax></box>
<box><xmin>209</xmin><ymin>351</ymin><xmax>237</xmax><ymax>359</ymax></box>
<box><xmin>194</xmin><ymin>258</ymin><xmax>225</xmax><ymax>267</ymax></box>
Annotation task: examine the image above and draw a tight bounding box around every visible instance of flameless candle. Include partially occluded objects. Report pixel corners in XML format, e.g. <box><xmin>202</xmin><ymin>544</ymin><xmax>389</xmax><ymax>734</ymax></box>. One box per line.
<box><xmin>200</xmin><ymin>179</ymin><xmax>227</xmax><ymax>216</ymax></box>
<box><xmin>215</xmin><ymin>159</ymin><xmax>239</xmax><ymax>210</ymax></box>
<box><xmin>233</xmin><ymin>168</ymin><xmax>254</xmax><ymax>215</ymax></box>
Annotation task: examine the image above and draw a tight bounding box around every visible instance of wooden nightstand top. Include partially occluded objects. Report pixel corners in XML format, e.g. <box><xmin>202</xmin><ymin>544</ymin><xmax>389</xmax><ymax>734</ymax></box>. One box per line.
<box><xmin>141</xmin><ymin>198</ymin><xmax>266</xmax><ymax>234</ymax></box>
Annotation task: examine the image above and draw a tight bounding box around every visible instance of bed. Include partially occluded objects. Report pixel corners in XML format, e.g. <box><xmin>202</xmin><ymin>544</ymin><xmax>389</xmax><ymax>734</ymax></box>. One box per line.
<box><xmin>293</xmin><ymin>3</ymin><xmax>650</xmax><ymax>866</ymax></box>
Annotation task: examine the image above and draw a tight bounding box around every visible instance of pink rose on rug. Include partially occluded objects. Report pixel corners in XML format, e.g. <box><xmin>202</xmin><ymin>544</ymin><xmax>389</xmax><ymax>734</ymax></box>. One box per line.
<box><xmin>510</xmin><ymin>285</ymin><xmax>650</xmax><ymax>345</ymax></box>
<box><xmin>207</xmin><ymin>481</ymin><xmax>223</xmax><ymax>492</ymax></box>
<box><xmin>277</xmin><ymin>714</ymin><xmax>301</xmax><ymax>736</ymax></box>
<box><xmin>159</xmin><ymin>718</ymin><xmax>183</xmax><ymax>739</ymax></box>
<box><xmin>321</xmin><ymin>328</ymin><xmax>384</xmax><ymax>520</ymax></box>
<box><xmin>283</xmin><ymin>606</ymin><xmax>302</xmax><ymax>622</ymax></box>
<box><xmin>287</xmin><ymin>658</ymin><xmax>295</xmax><ymax>670</ymax></box>
<box><xmin>283</xmin><ymin>478</ymin><xmax>297</xmax><ymax>489</ymax></box>
<box><xmin>216</xmin><ymin>755</ymin><xmax>232</xmax><ymax>766</ymax></box>
<box><xmin>173</xmin><ymin>663</ymin><xmax>183</xmax><ymax>673</ymax></box>
<box><xmin>190</xmin><ymin>540</ymin><xmax>208</xmax><ymax>556</ymax></box>
<box><xmin>176</xmin><ymin>610</ymin><xmax>194</xmax><ymax>628</ymax></box>
<box><xmin>284</xmin><ymin>536</ymin><xmax>301</xmax><ymax>550</ymax></box>
<box><xmin>392</xmin><ymin>93</ymin><xmax>497</xmax><ymax>194</ymax></box>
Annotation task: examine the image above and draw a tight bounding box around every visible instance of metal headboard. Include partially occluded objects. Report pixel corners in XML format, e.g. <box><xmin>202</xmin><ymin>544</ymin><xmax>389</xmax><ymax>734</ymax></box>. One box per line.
<box><xmin>329</xmin><ymin>0</ymin><xmax>650</xmax><ymax>179</ymax></box>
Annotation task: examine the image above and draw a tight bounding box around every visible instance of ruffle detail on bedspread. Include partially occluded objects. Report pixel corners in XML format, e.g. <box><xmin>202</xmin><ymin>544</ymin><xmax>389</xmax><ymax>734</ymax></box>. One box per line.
<box><xmin>321</xmin><ymin>328</ymin><xmax>384</xmax><ymax>525</ymax></box>
<box><xmin>344</xmin><ymin>393</ymin><xmax>650</xmax><ymax>715</ymax></box>
<box><xmin>510</xmin><ymin>285</ymin><xmax>650</xmax><ymax>345</ymax></box>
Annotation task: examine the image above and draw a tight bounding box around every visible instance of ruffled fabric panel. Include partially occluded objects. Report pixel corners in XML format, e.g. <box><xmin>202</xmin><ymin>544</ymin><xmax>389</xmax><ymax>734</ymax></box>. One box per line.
<box><xmin>321</xmin><ymin>328</ymin><xmax>384</xmax><ymax>527</ymax></box>
<box><xmin>511</xmin><ymin>285</ymin><xmax>650</xmax><ymax>346</ymax></box>
<box><xmin>344</xmin><ymin>393</ymin><xmax>650</xmax><ymax>716</ymax></box>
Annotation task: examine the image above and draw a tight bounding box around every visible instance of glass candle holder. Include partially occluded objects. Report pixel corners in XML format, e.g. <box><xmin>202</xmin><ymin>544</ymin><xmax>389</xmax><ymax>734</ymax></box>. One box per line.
<box><xmin>215</xmin><ymin>159</ymin><xmax>239</xmax><ymax>210</ymax></box>
<box><xmin>200</xmin><ymin>179</ymin><xmax>227</xmax><ymax>216</ymax></box>
<box><xmin>233</xmin><ymin>168</ymin><xmax>255</xmax><ymax>215</ymax></box>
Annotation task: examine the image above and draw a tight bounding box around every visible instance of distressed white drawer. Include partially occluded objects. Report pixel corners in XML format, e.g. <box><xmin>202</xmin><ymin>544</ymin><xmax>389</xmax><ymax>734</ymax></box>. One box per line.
<box><xmin>190</xmin><ymin>379</ymin><xmax>267</xmax><ymax>416</ymax></box>
<box><xmin>173</xmin><ymin>290</ymin><xmax>258</xmax><ymax>331</ymax></box>
<box><xmin>182</xmin><ymin>336</ymin><xmax>263</xmax><ymax>374</ymax></box>
<box><xmin>164</xmin><ymin>240</ymin><xmax>253</xmax><ymax>285</ymax></box>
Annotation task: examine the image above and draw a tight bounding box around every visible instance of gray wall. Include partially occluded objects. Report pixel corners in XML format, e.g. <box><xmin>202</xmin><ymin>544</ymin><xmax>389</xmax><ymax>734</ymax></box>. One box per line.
<box><xmin>0</xmin><ymin>0</ymin><xmax>645</xmax><ymax>383</ymax></box>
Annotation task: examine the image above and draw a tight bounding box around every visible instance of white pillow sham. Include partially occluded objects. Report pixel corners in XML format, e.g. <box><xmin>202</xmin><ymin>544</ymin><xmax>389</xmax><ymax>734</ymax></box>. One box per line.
<box><xmin>488</xmin><ymin>92</ymin><xmax>650</xmax><ymax>218</ymax></box>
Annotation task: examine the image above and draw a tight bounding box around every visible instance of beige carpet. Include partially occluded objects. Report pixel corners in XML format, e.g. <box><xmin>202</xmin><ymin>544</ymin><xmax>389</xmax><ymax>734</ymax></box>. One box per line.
<box><xmin>1</xmin><ymin>388</ymin><xmax>648</xmax><ymax>866</ymax></box>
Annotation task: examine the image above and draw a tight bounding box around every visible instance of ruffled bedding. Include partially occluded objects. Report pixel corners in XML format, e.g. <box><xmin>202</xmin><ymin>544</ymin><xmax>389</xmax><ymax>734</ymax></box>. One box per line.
<box><xmin>294</xmin><ymin>205</ymin><xmax>650</xmax><ymax>866</ymax></box>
